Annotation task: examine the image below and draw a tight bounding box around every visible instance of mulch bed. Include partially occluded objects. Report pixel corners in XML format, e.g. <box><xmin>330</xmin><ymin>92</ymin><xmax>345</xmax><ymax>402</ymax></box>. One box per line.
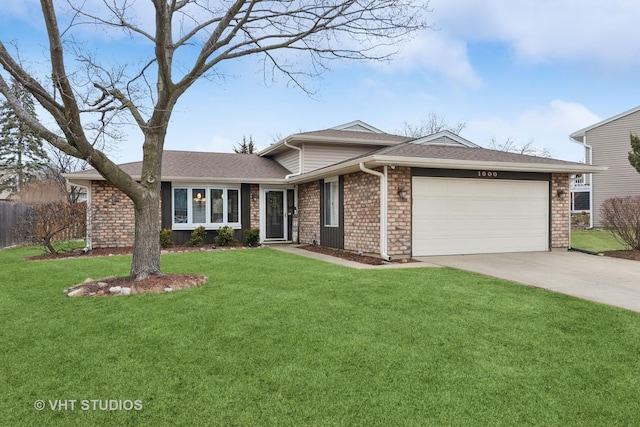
<box><xmin>601</xmin><ymin>250</ymin><xmax>640</xmax><ymax>261</ymax></box>
<box><xmin>301</xmin><ymin>245</ymin><xmax>418</xmax><ymax>265</ymax></box>
<box><xmin>26</xmin><ymin>244</ymin><xmax>241</xmax><ymax>261</ymax></box>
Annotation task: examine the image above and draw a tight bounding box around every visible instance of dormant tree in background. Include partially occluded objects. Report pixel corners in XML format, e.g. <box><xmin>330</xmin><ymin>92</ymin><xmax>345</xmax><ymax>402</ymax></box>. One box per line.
<box><xmin>0</xmin><ymin>0</ymin><xmax>430</xmax><ymax>280</ymax></box>
<box><xmin>487</xmin><ymin>137</ymin><xmax>551</xmax><ymax>158</ymax></box>
<box><xmin>233</xmin><ymin>135</ymin><xmax>257</xmax><ymax>154</ymax></box>
<box><xmin>399</xmin><ymin>112</ymin><xmax>466</xmax><ymax>137</ymax></box>
<box><xmin>0</xmin><ymin>77</ymin><xmax>50</xmax><ymax>195</ymax></box>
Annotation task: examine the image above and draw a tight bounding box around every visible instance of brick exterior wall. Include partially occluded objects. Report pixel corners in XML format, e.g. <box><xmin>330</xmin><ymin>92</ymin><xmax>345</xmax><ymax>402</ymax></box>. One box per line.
<box><xmin>341</xmin><ymin>167</ymin><xmax>412</xmax><ymax>257</ymax></box>
<box><xmin>387</xmin><ymin>167</ymin><xmax>412</xmax><ymax>256</ymax></box>
<box><xmin>343</xmin><ymin>170</ymin><xmax>380</xmax><ymax>255</ymax></box>
<box><xmin>90</xmin><ymin>181</ymin><xmax>135</xmax><ymax>248</ymax></box>
<box><xmin>297</xmin><ymin>181</ymin><xmax>320</xmax><ymax>245</ymax></box>
<box><xmin>250</xmin><ymin>184</ymin><xmax>260</xmax><ymax>230</ymax></box>
<box><xmin>551</xmin><ymin>173</ymin><xmax>570</xmax><ymax>249</ymax></box>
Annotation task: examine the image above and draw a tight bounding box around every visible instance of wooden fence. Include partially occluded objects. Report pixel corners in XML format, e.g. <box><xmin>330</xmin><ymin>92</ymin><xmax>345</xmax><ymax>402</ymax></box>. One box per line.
<box><xmin>0</xmin><ymin>201</ymin><xmax>31</xmax><ymax>248</ymax></box>
<box><xmin>0</xmin><ymin>201</ymin><xmax>86</xmax><ymax>249</ymax></box>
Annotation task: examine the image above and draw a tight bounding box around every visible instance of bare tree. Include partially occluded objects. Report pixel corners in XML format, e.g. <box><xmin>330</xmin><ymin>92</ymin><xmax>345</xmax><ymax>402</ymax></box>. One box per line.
<box><xmin>487</xmin><ymin>137</ymin><xmax>551</xmax><ymax>158</ymax></box>
<box><xmin>0</xmin><ymin>1</ymin><xmax>431</xmax><ymax>280</ymax></box>
<box><xmin>16</xmin><ymin>180</ymin><xmax>86</xmax><ymax>254</ymax></box>
<box><xmin>399</xmin><ymin>112</ymin><xmax>466</xmax><ymax>137</ymax></box>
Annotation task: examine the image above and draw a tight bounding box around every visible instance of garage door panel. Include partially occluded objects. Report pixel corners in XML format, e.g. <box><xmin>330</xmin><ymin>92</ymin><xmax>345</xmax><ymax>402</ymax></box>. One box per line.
<box><xmin>412</xmin><ymin>177</ymin><xmax>549</xmax><ymax>256</ymax></box>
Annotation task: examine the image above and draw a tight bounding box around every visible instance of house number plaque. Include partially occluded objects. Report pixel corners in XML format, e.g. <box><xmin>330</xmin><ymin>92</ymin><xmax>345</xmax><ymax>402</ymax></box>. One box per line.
<box><xmin>477</xmin><ymin>171</ymin><xmax>498</xmax><ymax>177</ymax></box>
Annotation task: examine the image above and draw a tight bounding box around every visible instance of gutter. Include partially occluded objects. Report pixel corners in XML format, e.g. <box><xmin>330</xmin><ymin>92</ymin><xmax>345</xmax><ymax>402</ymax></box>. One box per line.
<box><xmin>569</xmin><ymin>132</ymin><xmax>594</xmax><ymax>228</ymax></box>
<box><xmin>584</xmin><ymin>136</ymin><xmax>594</xmax><ymax>228</ymax></box>
<box><xmin>358</xmin><ymin>162</ymin><xmax>391</xmax><ymax>262</ymax></box>
<box><xmin>284</xmin><ymin>140</ymin><xmax>302</xmax><ymax>179</ymax></box>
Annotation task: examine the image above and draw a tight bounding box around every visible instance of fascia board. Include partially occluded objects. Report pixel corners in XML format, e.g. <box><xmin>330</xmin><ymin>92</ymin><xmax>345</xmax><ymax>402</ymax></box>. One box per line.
<box><xmin>64</xmin><ymin>173</ymin><xmax>288</xmax><ymax>185</ymax></box>
<box><xmin>287</xmin><ymin>155</ymin><xmax>607</xmax><ymax>184</ymax></box>
<box><xmin>570</xmin><ymin>105</ymin><xmax>640</xmax><ymax>143</ymax></box>
<box><xmin>367</xmin><ymin>155</ymin><xmax>608</xmax><ymax>174</ymax></box>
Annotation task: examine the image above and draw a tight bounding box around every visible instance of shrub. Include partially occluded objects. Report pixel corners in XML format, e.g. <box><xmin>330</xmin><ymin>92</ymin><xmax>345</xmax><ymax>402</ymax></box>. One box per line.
<box><xmin>244</xmin><ymin>229</ymin><xmax>260</xmax><ymax>247</ymax></box>
<box><xmin>187</xmin><ymin>226</ymin><xmax>207</xmax><ymax>247</ymax></box>
<box><xmin>601</xmin><ymin>196</ymin><xmax>640</xmax><ymax>250</ymax></box>
<box><xmin>159</xmin><ymin>229</ymin><xmax>173</xmax><ymax>248</ymax></box>
<box><xmin>215</xmin><ymin>226</ymin><xmax>237</xmax><ymax>246</ymax></box>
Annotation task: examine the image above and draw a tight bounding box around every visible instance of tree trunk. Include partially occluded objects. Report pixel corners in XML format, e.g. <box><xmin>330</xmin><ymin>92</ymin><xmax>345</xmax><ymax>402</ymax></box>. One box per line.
<box><xmin>128</xmin><ymin>125</ymin><xmax>166</xmax><ymax>281</ymax></box>
<box><xmin>130</xmin><ymin>188</ymin><xmax>162</xmax><ymax>280</ymax></box>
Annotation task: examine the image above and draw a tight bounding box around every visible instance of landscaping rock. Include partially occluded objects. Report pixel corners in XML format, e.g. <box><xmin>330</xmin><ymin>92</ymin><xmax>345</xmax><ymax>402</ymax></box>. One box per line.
<box><xmin>97</xmin><ymin>281</ymin><xmax>109</xmax><ymax>289</ymax></box>
<box><xmin>164</xmin><ymin>287</ymin><xmax>173</xmax><ymax>292</ymax></box>
<box><xmin>121</xmin><ymin>287</ymin><xmax>131</xmax><ymax>296</ymax></box>
<box><xmin>96</xmin><ymin>289</ymin><xmax>105</xmax><ymax>296</ymax></box>
<box><xmin>109</xmin><ymin>286</ymin><xmax>122</xmax><ymax>294</ymax></box>
<box><xmin>67</xmin><ymin>288</ymin><xmax>85</xmax><ymax>297</ymax></box>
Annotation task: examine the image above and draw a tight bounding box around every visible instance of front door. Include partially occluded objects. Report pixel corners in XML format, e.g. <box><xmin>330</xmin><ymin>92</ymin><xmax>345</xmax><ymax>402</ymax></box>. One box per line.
<box><xmin>265</xmin><ymin>190</ymin><xmax>285</xmax><ymax>239</ymax></box>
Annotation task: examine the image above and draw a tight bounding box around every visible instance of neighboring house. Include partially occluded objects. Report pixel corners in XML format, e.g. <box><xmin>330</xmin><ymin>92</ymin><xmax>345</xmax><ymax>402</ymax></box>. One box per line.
<box><xmin>570</xmin><ymin>106</ymin><xmax>640</xmax><ymax>228</ymax></box>
<box><xmin>65</xmin><ymin>120</ymin><xmax>603</xmax><ymax>258</ymax></box>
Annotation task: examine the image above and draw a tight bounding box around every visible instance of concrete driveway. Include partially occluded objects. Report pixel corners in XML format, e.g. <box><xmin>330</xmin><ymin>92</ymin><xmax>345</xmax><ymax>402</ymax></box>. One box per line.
<box><xmin>418</xmin><ymin>251</ymin><xmax>640</xmax><ymax>313</ymax></box>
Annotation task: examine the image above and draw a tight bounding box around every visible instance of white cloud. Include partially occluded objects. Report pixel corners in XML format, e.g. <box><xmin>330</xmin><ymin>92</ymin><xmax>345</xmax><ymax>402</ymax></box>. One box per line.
<box><xmin>518</xmin><ymin>100</ymin><xmax>601</xmax><ymax>134</ymax></box>
<box><xmin>465</xmin><ymin>100</ymin><xmax>601</xmax><ymax>161</ymax></box>
<box><xmin>392</xmin><ymin>32</ymin><xmax>483</xmax><ymax>88</ymax></box>
<box><xmin>430</xmin><ymin>0</ymin><xmax>640</xmax><ymax>66</ymax></box>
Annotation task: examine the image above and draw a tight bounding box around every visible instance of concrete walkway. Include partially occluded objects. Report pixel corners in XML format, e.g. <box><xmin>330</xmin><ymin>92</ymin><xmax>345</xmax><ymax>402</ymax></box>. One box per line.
<box><xmin>420</xmin><ymin>251</ymin><xmax>640</xmax><ymax>313</ymax></box>
<box><xmin>269</xmin><ymin>244</ymin><xmax>440</xmax><ymax>270</ymax></box>
<box><xmin>271</xmin><ymin>245</ymin><xmax>640</xmax><ymax>312</ymax></box>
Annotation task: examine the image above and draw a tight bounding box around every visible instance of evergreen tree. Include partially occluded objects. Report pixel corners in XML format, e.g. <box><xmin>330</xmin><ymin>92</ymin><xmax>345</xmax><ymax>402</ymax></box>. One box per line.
<box><xmin>233</xmin><ymin>135</ymin><xmax>256</xmax><ymax>154</ymax></box>
<box><xmin>628</xmin><ymin>133</ymin><xmax>640</xmax><ymax>174</ymax></box>
<box><xmin>0</xmin><ymin>78</ymin><xmax>49</xmax><ymax>194</ymax></box>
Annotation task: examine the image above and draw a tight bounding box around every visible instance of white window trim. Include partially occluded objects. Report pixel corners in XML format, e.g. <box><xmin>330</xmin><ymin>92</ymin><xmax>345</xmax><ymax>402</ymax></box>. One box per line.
<box><xmin>324</xmin><ymin>176</ymin><xmax>339</xmax><ymax>228</ymax></box>
<box><xmin>172</xmin><ymin>184</ymin><xmax>242</xmax><ymax>230</ymax></box>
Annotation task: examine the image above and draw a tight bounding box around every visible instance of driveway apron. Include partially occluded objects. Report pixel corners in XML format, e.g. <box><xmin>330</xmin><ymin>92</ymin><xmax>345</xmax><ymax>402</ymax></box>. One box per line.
<box><xmin>419</xmin><ymin>251</ymin><xmax>640</xmax><ymax>313</ymax></box>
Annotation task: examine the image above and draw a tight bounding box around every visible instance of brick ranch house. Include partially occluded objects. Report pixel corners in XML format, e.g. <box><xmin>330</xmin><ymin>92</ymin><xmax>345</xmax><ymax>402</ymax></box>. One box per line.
<box><xmin>65</xmin><ymin>121</ymin><xmax>604</xmax><ymax>259</ymax></box>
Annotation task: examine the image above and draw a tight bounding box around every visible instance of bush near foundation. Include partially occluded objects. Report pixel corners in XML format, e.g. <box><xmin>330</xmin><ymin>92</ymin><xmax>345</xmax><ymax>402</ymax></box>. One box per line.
<box><xmin>601</xmin><ymin>196</ymin><xmax>640</xmax><ymax>250</ymax></box>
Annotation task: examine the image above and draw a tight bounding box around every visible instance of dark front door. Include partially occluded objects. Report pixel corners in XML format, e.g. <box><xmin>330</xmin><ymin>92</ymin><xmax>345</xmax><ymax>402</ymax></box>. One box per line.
<box><xmin>266</xmin><ymin>190</ymin><xmax>284</xmax><ymax>239</ymax></box>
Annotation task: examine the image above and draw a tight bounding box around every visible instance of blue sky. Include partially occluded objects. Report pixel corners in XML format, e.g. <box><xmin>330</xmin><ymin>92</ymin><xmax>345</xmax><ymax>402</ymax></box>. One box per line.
<box><xmin>2</xmin><ymin>0</ymin><xmax>640</xmax><ymax>165</ymax></box>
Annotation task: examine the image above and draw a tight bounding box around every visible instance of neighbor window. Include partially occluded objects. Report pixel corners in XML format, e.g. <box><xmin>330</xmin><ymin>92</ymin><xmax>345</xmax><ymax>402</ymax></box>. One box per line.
<box><xmin>324</xmin><ymin>177</ymin><xmax>339</xmax><ymax>227</ymax></box>
<box><xmin>172</xmin><ymin>185</ymin><xmax>242</xmax><ymax>229</ymax></box>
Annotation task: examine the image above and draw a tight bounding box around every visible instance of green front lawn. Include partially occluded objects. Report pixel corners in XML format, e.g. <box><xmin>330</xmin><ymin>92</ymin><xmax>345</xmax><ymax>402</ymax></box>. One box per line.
<box><xmin>571</xmin><ymin>229</ymin><xmax>628</xmax><ymax>252</ymax></box>
<box><xmin>1</xmin><ymin>246</ymin><xmax>639</xmax><ymax>426</ymax></box>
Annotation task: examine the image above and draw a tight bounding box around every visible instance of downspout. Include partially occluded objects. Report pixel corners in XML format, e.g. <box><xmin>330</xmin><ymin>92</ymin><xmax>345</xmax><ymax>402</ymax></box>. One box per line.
<box><xmin>582</xmin><ymin>135</ymin><xmax>594</xmax><ymax>229</ymax></box>
<box><xmin>284</xmin><ymin>140</ymin><xmax>302</xmax><ymax>179</ymax></box>
<box><xmin>359</xmin><ymin>162</ymin><xmax>391</xmax><ymax>261</ymax></box>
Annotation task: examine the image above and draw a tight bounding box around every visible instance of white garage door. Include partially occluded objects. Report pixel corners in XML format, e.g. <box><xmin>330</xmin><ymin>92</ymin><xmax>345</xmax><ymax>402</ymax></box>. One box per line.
<box><xmin>412</xmin><ymin>177</ymin><xmax>549</xmax><ymax>256</ymax></box>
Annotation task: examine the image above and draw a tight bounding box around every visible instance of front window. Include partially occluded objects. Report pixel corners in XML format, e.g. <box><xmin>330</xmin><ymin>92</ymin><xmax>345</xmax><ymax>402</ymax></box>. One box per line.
<box><xmin>173</xmin><ymin>188</ymin><xmax>188</xmax><ymax>223</ymax></box>
<box><xmin>172</xmin><ymin>185</ymin><xmax>242</xmax><ymax>229</ymax></box>
<box><xmin>324</xmin><ymin>177</ymin><xmax>339</xmax><ymax>227</ymax></box>
<box><xmin>210</xmin><ymin>189</ymin><xmax>224</xmax><ymax>223</ymax></box>
<box><xmin>192</xmin><ymin>188</ymin><xmax>206</xmax><ymax>223</ymax></box>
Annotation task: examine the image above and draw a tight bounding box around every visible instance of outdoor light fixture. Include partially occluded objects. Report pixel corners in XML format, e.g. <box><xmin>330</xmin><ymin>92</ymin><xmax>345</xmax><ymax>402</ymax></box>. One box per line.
<box><xmin>556</xmin><ymin>189</ymin><xmax>566</xmax><ymax>199</ymax></box>
<box><xmin>397</xmin><ymin>187</ymin><xmax>408</xmax><ymax>200</ymax></box>
<box><xmin>251</xmin><ymin>194</ymin><xmax>259</xmax><ymax>202</ymax></box>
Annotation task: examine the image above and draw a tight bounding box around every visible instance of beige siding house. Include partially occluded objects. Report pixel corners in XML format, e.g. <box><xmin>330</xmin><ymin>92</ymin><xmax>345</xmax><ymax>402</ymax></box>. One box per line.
<box><xmin>571</xmin><ymin>106</ymin><xmax>640</xmax><ymax>227</ymax></box>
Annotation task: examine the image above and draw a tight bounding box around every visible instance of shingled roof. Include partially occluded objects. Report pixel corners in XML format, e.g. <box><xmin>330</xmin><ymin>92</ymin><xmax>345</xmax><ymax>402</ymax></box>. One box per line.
<box><xmin>65</xmin><ymin>150</ymin><xmax>291</xmax><ymax>183</ymax></box>
<box><xmin>286</xmin><ymin>141</ymin><xmax>606</xmax><ymax>183</ymax></box>
<box><xmin>373</xmin><ymin>143</ymin><xmax>584</xmax><ymax>166</ymax></box>
<box><xmin>292</xmin><ymin>128</ymin><xmax>413</xmax><ymax>144</ymax></box>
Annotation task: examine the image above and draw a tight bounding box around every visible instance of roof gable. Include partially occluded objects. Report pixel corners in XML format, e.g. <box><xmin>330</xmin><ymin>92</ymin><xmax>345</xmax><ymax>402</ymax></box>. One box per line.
<box><xmin>330</xmin><ymin>120</ymin><xmax>383</xmax><ymax>133</ymax></box>
<box><xmin>410</xmin><ymin>130</ymin><xmax>479</xmax><ymax>148</ymax></box>
<box><xmin>257</xmin><ymin>121</ymin><xmax>411</xmax><ymax>157</ymax></box>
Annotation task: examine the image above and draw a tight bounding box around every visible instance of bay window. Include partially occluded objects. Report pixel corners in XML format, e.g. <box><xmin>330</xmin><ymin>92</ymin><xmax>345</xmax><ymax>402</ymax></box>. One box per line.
<box><xmin>172</xmin><ymin>185</ymin><xmax>241</xmax><ymax>229</ymax></box>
